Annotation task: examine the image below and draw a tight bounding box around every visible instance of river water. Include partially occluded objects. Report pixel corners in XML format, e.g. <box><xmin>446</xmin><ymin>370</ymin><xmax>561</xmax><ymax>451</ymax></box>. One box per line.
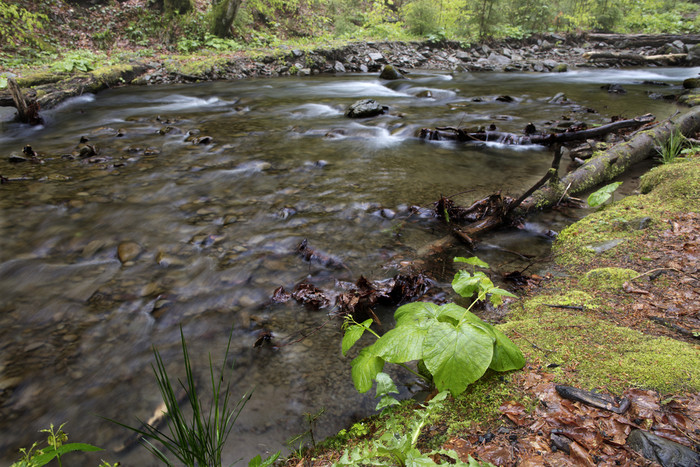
<box><xmin>0</xmin><ymin>67</ymin><xmax>695</xmax><ymax>465</ymax></box>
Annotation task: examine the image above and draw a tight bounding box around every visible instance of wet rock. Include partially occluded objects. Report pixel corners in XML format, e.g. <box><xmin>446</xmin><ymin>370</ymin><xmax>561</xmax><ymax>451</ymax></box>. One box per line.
<box><xmin>548</xmin><ymin>92</ymin><xmax>569</xmax><ymax>104</ymax></box>
<box><xmin>683</xmin><ymin>78</ymin><xmax>700</xmax><ymax>89</ymax></box>
<box><xmin>416</xmin><ymin>90</ymin><xmax>433</xmax><ymax>98</ymax></box>
<box><xmin>628</xmin><ymin>429</ymin><xmax>700</xmax><ymax>467</ymax></box>
<box><xmin>8</xmin><ymin>153</ymin><xmax>28</xmax><ymax>163</ymax></box>
<box><xmin>553</xmin><ymin>63</ymin><xmax>568</xmax><ymax>72</ymax></box>
<box><xmin>345</xmin><ymin>99</ymin><xmax>387</xmax><ymax>118</ymax></box>
<box><xmin>117</xmin><ymin>241</ymin><xmax>142</xmax><ymax>264</ymax></box>
<box><xmin>602</xmin><ymin>83</ymin><xmax>626</xmax><ymax>94</ymax></box>
<box><xmin>379</xmin><ymin>64</ymin><xmax>403</xmax><ymax>80</ymax></box>
<box><xmin>488</xmin><ymin>52</ymin><xmax>511</xmax><ymax>66</ymax></box>
<box><xmin>584</xmin><ymin>238</ymin><xmax>625</xmax><ymax>254</ymax></box>
<box><xmin>688</xmin><ymin>44</ymin><xmax>700</xmax><ymax>65</ymax></box>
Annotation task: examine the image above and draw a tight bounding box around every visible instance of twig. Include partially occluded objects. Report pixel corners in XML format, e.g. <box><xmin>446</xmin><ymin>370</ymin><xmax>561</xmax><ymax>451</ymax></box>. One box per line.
<box><xmin>544</xmin><ymin>304</ymin><xmax>586</xmax><ymax>311</ymax></box>
<box><xmin>648</xmin><ymin>316</ymin><xmax>699</xmax><ymax>339</ymax></box>
<box><xmin>557</xmin><ymin>182</ymin><xmax>572</xmax><ymax>206</ymax></box>
<box><xmin>511</xmin><ymin>330</ymin><xmax>555</xmax><ymax>354</ymax></box>
<box><xmin>632</xmin><ymin>267</ymin><xmax>699</xmax><ymax>282</ymax></box>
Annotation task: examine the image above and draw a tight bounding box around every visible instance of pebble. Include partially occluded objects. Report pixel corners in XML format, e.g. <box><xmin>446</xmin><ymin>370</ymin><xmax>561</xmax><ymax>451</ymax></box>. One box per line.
<box><xmin>117</xmin><ymin>241</ymin><xmax>142</xmax><ymax>263</ymax></box>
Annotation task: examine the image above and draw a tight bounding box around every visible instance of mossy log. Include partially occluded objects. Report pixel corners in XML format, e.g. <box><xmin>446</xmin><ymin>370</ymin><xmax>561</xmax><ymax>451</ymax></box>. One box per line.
<box><xmin>0</xmin><ymin>64</ymin><xmax>147</xmax><ymax>114</ymax></box>
<box><xmin>516</xmin><ymin>106</ymin><xmax>700</xmax><ymax>214</ymax></box>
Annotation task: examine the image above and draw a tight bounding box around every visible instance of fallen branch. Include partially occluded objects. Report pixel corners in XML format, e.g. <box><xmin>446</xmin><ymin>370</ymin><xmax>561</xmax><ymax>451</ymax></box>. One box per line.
<box><xmin>418</xmin><ymin>114</ymin><xmax>655</xmax><ymax>145</ymax></box>
<box><xmin>516</xmin><ymin>106</ymin><xmax>700</xmax><ymax>214</ymax></box>
<box><xmin>583</xmin><ymin>51</ymin><xmax>688</xmax><ymax>65</ymax></box>
<box><xmin>7</xmin><ymin>78</ymin><xmax>42</xmax><ymax>125</ymax></box>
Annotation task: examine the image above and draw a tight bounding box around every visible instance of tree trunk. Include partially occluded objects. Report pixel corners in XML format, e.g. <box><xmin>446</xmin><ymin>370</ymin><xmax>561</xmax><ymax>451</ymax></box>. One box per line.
<box><xmin>516</xmin><ymin>106</ymin><xmax>700</xmax><ymax>214</ymax></box>
<box><xmin>210</xmin><ymin>0</ymin><xmax>241</xmax><ymax>37</ymax></box>
<box><xmin>7</xmin><ymin>79</ymin><xmax>42</xmax><ymax>125</ymax></box>
<box><xmin>586</xmin><ymin>33</ymin><xmax>700</xmax><ymax>47</ymax></box>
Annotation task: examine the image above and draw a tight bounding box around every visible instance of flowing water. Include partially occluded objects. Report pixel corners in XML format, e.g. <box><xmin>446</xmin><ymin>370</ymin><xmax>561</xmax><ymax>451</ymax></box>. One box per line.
<box><xmin>0</xmin><ymin>67</ymin><xmax>696</xmax><ymax>465</ymax></box>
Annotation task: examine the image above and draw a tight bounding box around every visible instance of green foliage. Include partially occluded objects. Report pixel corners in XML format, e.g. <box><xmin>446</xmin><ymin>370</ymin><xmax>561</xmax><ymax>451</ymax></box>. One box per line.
<box><xmin>587</xmin><ymin>181</ymin><xmax>622</xmax><ymax>207</ymax></box>
<box><xmin>656</xmin><ymin>130</ymin><xmax>688</xmax><ymax>164</ymax></box>
<box><xmin>50</xmin><ymin>51</ymin><xmax>100</xmax><ymax>73</ymax></box>
<box><xmin>176</xmin><ymin>33</ymin><xmax>241</xmax><ymax>52</ymax></box>
<box><xmin>0</xmin><ymin>1</ymin><xmax>48</xmax><ymax>51</ymax></box>
<box><xmin>401</xmin><ymin>0</ymin><xmax>441</xmax><ymax>36</ymax></box>
<box><xmin>343</xmin><ymin>257</ymin><xmax>524</xmax><ymax>398</ymax></box>
<box><xmin>337</xmin><ymin>392</ymin><xmax>495</xmax><ymax>466</ymax></box>
<box><xmin>11</xmin><ymin>423</ymin><xmax>103</xmax><ymax>467</ymax></box>
<box><xmin>109</xmin><ymin>328</ymin><xmax>279</xmax><ymax>467</ymax></box>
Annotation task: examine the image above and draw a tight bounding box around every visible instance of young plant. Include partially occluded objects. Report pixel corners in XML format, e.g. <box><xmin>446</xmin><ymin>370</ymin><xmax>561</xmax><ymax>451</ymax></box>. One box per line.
<box><xmin>109</xmin><ymin>328</ymin><xmax>279</xmax><ymax>467</ymax></box>
<box><xmin>587</xmin><ymin>181</ymin><xmax>622</xmax><ymax>208</ymax></box>
<box><xmin>343</xmin><ymin>257</ymin><xmax>525</xmax><ymax>399</ymax></box>
<box><xmin>11</xmin><ymin>423</ymin><xmax>103</xmax><ymax>467</ymax></box>
<box><xmin>655</xmin><ymin>130</ymin><xmax>687</xmax><ymax>164</ymax></box>
<box><xmin>337</xmin><ymin>392</ymin><xmax>494</xmax><ymax>466</ymax></box>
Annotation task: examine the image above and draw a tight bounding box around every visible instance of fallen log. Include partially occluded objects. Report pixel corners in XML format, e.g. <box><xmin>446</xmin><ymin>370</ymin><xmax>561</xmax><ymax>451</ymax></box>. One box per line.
<box><xmin>583</xmin><ymin>51</ymin><xmax>688</xmax><ymax>65</ymax></box>
<box><xmin>586</xmin><ymin>33</ymin><xmax>700</xmax><ymax>48</ymax></box>
<box><xmin>0</xmin><ymin>63</ymin><xmax>148</xmax><ymax>114</ymax></box>
<box><xmin>418</xmin><ymin>114</ymin><xmax>655</xmax><ymax>145</ymax></box>
<box><xmin>516</xmin><ymin>106</ymin><xmax>700</xmax><ymax>214</ymax></box>
<box><xmin>416</xmin><ymin>106</ymin><xmax>700</xmax><ymax>255</ymax></box>
<box><xmin>7</xmin><ymin>78</ymin><xmax>42</xmax><ymax>125</ymax></box>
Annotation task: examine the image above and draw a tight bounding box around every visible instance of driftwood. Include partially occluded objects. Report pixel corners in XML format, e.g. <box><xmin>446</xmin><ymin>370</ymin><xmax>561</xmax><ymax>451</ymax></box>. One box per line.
<box><xmin>418</xmin><ymin>114</ymin><xmax>655</xmax><ymax>145</ymax></box>
<box><xmin>516</xmin><ymin>106</ymin><xmax>700</xmax><ymax>214</ymax></box>
<box><xmin>418</xmin><ymin>106</ymin><xmax>700</xmax><ymax>254</ymax></box>
<box><xmin>583</xmin><ymin>51</ymin><xmax>688</xmax><ymax>65</ymax></box>
<box><xmin>0</xmin><ymin>64</ymin><xmax>147</xmax><ymax>115</ymax></box>
<box><xmin>586</xmin><ymin>33</ymin><xmax>700</xmax><ymax>48</ymax></box>
<box><xmin>7</xmin><ymin>78</ymin><xmax>42</xmax><ymax>125</ymax></box>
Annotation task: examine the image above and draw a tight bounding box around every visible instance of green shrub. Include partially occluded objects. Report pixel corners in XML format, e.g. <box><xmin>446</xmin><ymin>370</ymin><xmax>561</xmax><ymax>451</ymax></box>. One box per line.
<box><xmin>0</xmin><ymin>1</ymin><xmax>48</xmax><ymax>51</ymax></box>
<box><xmin>401</xmin><ymin>0</ymin><xmax>441</xmax><ymax>36</ymax></box>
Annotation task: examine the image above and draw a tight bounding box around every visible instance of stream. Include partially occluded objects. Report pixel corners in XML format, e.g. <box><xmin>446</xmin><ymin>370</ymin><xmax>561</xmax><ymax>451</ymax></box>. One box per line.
<box><xmin>0</xmin><ymin>67</ymin><xmax>696</xmax><ymax>465</ymax></box>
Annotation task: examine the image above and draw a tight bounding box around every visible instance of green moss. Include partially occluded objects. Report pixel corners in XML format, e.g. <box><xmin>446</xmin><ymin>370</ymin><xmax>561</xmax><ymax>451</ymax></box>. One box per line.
<box><xmin>554</xmin><ymin>157</ymin><xmax>700</xmax><ymax>267</ymax></box>
<box><xmin>17</xmin><ymin>72</ymin><xmax>67</xmax><ymax>87</ymax></box>
<box><xmin>501</xmin><ymin>301</ymin><xmax>700</xmax><ymax>394</ymax></box>
<box><xmin>581</xmin><ymin>267</ymin><xmax>638</xmax><ymax>291</ymax></box>
<box><xmin>91</xmin><ymin>64</ymin><xmax>135</xmax><ymax>83</ymax></box>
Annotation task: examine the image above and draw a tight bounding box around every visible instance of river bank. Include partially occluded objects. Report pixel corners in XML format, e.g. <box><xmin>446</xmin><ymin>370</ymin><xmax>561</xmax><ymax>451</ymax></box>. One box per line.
<box><xmin>284</xmin><ymin>151</ymin><xmax>700</xmax><ymax>466</ymax></box>
<box><xmin>2</xmin><ymin>33</ymin><xmax>700</xmax><ymax>118</ymax></box>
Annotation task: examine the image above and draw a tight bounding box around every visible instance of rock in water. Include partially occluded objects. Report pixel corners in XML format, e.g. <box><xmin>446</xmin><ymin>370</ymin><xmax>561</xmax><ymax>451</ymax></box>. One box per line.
<box><xmin>345</xmin><ymin>99</ymin><xmax>387</xmax><ymax>118</ymax></box>
<box><xmin>379</xmin><ymin>64</ymin><xmax>403</xmax><ymax>80</ymax></box>
<box><xmin>118</xmin><ymin>241</ymin><xmax>142</xmax><ymax>264</ymax></box>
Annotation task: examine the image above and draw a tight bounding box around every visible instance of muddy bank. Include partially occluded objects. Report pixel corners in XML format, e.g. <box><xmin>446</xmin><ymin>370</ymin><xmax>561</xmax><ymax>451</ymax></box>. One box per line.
<box><xmin>2</xmin><ymin>33</ymin><xmax>700</xmax><ymax>116</ymax></box>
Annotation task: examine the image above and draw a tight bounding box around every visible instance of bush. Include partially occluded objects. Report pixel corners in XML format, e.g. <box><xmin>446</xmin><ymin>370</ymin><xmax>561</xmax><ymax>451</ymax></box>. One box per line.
<box><xmin>401</xmin><ymin>0</ymin><xmax>441</xmax><ymax>36</ymax></box>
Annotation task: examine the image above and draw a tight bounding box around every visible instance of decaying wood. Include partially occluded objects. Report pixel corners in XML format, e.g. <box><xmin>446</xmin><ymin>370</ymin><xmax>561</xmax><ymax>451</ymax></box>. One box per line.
<box><xmin>583</xmin><ymin>51</ymin><xmax>688</xmax><ymax>64</ymax></box>
<box><xmin>586</xmin><ymin>33</ymin><xmax>700</xmax><ymax>48</ymax></box>
<box><xmin>7</xmin><ymin>78</ymin><xmax>42</xmax><ymax>125</ymax></box>
<box><xmin>0</xmin><ymin>64</ymin><xmax>148</xmax><ymax>114</ymax></box>
<box><xmin>416</xmin><ymin>106</ymin><xmax>700</xmax><ymax>255</ymax></box>
<box><xmin>516</xmin><ymin>106</ymin><xmax>700</xmax><ymax>214</ymax></box>
<box><xmin>418</xmin><ymin>114</ymin><xmax>655</xmax><ymax>145</ymax></box>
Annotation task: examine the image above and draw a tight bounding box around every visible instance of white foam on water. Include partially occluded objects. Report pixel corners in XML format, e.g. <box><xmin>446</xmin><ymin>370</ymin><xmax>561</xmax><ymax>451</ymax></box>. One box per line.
<box><xmin>288</xmin><ymin>103</ymin><xmax>343</xmax><ymax>118</ymax></box>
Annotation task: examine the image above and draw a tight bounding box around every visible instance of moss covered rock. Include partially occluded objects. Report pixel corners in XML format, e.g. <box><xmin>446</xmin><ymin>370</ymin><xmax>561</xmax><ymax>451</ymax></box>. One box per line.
<box><xmin>581</xmin><ymin>267</ymin><xmax>638</xmax><ymax>291</ymax></box>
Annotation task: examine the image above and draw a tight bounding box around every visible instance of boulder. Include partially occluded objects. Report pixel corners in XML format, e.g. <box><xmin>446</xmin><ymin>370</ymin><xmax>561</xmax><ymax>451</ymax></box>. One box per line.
<box><xmin>379</xmin><ymin>64</ymin><xmax>403</xmax><ymax>80</ymax></box>
<box><xmin>683</xmin><ymin>77</ymin><xmax>700</xmax><ymax>89</ymax></box>
<box><xmin>345</xmin><ymin>99</ymin><xmax>387</xmax><ymax>118</ymax></box>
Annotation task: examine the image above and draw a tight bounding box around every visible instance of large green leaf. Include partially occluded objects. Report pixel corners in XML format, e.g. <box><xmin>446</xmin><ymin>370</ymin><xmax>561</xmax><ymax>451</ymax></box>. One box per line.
<box><xmin>342</xmin><ymin>319</ymin><xmax>373</xmax><ymax>356</ymax></box>
<box><xmin>30</xmin><ymin>443</ymin><xmax>102</xmax><ymax>466</ymax></box>
<box><xmin>372</xmin><ymin>324</ymin><xmax>428</xmax><ymax>363</ymax></box>
<box><xmin>452</xmin><ymin>270</ymin><xmax>491</xmax><ymax>298</ymax></box>
<box><xmin>453</xmin><ymin>256</ymin><xmax>489</xmax><ymax>268</ymax></box>
<box><xmin>483</xmin><ymin>325</ymin><xmax>526</xmax><ymax>372</ymax></box>
<box><xmin>351</xmin><ymin>347</ymin><xmax>385</xmax><ymax>393</ymax></box>
<box><xmin>423</xmin><ymin>321</ymin><xmax>494</xmax><ymax>395</ymax></box>
<box><xmin>587</xmin><ymin>181</ymin><xmax>622</xmax><ymax>207</ymax></box>
<box><xmin>394</xmin><ymin>301</ymin><xmax>441</xmax><ymax>326</ymax></box>
<box><xmin>436</xmin><ymin>303</ymin><xmax>481</xmax><ymax>324</ymax></box>
<box><xmin>375</xmin><ymin>372</ymin><xmax>399</xmax><ymax>398</ymax></box>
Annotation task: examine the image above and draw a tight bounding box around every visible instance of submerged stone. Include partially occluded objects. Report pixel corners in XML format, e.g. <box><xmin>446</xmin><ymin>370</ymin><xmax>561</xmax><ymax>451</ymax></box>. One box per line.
<box><xmin>345</xmin><ymin>99</ymin><xmax>387</xmax><ymax>118</ymax></box>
